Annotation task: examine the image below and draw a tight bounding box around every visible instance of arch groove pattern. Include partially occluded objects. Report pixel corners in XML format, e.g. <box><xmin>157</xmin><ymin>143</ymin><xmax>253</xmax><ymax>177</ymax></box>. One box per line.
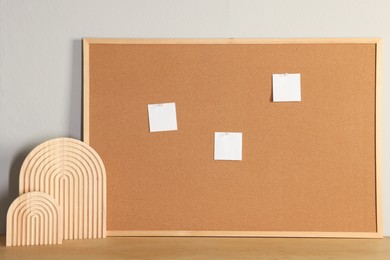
<box><xmin>19</xmin><ymin>138</ymin><xmax>106</xmax><ymax>240</ymax></box>
<box><xmin>6</xmin><ymin>191</ymin><xmax>62</xmax><ymax>246</ymax></box>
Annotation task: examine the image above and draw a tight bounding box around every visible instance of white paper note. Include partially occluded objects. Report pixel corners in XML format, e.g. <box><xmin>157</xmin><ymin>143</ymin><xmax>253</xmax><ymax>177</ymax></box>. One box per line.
<box><xmin>214</xmin><ymin>132</ymin><xmax>242</xmax><ymax>161</ymax></box>
<box><xmin>148</xmin><ymin>102</ymin><xmax>178</xmax><ymax>132</ymax></box>
<box><xmin>272</xmin><ymin>73</ymin><xmax>301</xmax><ymax>102</ymax></box>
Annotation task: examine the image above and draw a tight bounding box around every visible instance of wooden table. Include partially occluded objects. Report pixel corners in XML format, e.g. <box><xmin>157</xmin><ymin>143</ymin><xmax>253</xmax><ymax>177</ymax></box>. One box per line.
<box><xmin>0</xmin><ymin>236</ymin><xmax>389</xmax><ymax>259</ymax></box>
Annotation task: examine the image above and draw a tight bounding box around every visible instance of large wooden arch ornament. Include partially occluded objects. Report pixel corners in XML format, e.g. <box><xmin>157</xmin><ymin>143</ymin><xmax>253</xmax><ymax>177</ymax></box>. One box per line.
<box><xmin>19</xmin><ymin>137</ymin><xmax>106</xmax><ymax>240</ymax></box>
<box><xmin>6</xmin><ymin>191</ymin><xmax>62</xmax><ymax>246</ymax></box>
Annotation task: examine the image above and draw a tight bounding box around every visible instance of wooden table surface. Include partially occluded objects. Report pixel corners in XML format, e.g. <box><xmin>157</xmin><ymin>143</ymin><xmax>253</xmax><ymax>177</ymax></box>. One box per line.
<box><xmin>0</xmin><ymin>236</ymin><xmax>389</xmax><ymax>259</ymax></box>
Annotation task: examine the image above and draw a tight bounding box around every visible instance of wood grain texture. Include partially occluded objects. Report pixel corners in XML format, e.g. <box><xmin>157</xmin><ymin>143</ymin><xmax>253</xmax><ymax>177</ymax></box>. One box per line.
<box><xmin>83</xmin><ymin>39</ymin><xmax>90</xmax><ymax>144</ymax></box>
<box><xmin>84</xmin><ymin>38</ymin><xmax>382</xmax><ymax>44</ymax></box>
<box><xmin>84</xmin><ymin>39</ymin><xmax>381</xmax><ymax>238</ymax></box>
<box><xmin>19</xmin><ymin>137</ymin><xmax>107</xmax><ymax>240</ymax></box>
<box><xmin>106</xmin><ymin>230</ymin><xmax>382</xmax><ymax>238</ymax></box>
<box><xmin>1</xmin><ymin>236</ymin><xmax>390</xmax><ymax>260</ymax></box>
<box><xmin>375</xmin><ymin>40</ymin><xmax>383</xmax><ymax>237</ymax></box>
<box><xmin>6</xmin><ymin>191</ymin><xmax>62</xmax><ymax>246</ymax></box>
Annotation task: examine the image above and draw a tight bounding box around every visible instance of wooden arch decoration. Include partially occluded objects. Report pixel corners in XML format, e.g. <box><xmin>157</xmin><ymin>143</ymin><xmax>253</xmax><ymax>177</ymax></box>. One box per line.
<box><xmin>7</xmin><ymin>191</ymin><xmax>62</xmax><ymax>246</ymax></box>
<box><xmin>19</xmin><ymin>137</ymin><xmax>106</xmax><ymax>240</ymax></box>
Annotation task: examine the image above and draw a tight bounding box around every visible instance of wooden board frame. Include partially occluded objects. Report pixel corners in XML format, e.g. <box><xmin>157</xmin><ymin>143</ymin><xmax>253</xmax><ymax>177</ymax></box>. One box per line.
<box><xmin>83</xmin><ymin>38</ymin><xmax>382</xmax><ymax>238</ymax></box>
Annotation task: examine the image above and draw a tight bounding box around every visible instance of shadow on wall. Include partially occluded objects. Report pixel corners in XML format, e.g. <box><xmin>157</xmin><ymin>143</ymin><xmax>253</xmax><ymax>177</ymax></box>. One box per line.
<box><xmin>0</xmin><ymin>39</ymin><xmax>84</xmax><ymax>235</ymax></box>
<box><xmin>0</xmin><ymin>143</ymin><xmax>36</xmax><ymax>235</ymax></box>
<box><xmin>69</xmin><ymin>39</ymin><xmax>83</xmax><ymax>140</ymax></box>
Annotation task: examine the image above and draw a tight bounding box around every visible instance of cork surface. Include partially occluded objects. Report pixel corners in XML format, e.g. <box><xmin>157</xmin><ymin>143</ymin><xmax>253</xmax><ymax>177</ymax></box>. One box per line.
<box><xmin>88</xmin><ymin>43</ymin><xmax>376</xmax><ymax>232</ymax></box>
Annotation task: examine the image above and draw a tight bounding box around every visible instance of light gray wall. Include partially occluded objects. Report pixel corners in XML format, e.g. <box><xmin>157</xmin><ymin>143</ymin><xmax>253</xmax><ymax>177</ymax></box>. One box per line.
<box><xmin>0</xmin><ymin>0</ymin><xmax>389</xmax><ymax>235</ymax></box>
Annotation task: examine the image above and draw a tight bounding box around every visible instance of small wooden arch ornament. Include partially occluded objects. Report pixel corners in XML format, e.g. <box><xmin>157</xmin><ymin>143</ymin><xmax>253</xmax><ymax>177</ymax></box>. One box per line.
<box><xmin>7</xmin><ymin>191</ymin><xmax>62</xmax><ymax>246</ymax></box>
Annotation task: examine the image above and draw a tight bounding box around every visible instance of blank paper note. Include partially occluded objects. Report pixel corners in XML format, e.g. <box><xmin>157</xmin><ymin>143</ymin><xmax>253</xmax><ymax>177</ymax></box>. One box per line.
<box><xmin>272</xmin><ymin>73</ymin><xmax>301</xmax><ymax>102</ymax></box>
<box><xmin>148</xmin><ymin>102</ymin><xmax>178</xmax><ymax>132</ymax></box>
<box><xmin>214</xmin><ymin>132</ymin><xmax>242</xmax><ymax>161</ymax></box>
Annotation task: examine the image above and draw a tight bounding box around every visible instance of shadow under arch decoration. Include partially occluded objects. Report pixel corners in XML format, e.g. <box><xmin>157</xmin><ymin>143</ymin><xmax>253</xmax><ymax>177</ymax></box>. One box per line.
<box><xmin>19</xmin><ymin>137</ymin><xmax>106</xmax><ymax>240</ymax></box>
<box><xmin>7</xmin><ymin>191</ymin><xmax>62</xmax><ymax>246</ymax></box>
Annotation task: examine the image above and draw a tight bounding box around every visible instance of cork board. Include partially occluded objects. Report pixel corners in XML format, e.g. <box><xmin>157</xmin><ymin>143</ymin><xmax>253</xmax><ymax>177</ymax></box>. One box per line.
<box><xmin>83</xmin><ymin>39</ymin><xmax>382</xmax><ymax>238</ymax></box>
